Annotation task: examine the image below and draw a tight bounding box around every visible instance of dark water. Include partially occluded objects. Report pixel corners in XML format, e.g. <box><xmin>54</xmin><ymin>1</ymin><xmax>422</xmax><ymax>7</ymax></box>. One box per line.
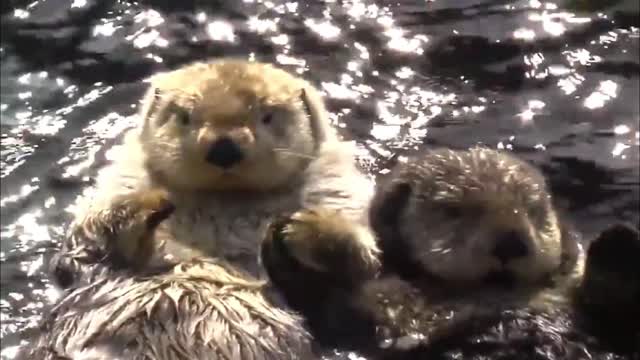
<box><xmin>0</xmin><ymin>0</ymin><xmax>638</xmax><ymax>358</ymax></box>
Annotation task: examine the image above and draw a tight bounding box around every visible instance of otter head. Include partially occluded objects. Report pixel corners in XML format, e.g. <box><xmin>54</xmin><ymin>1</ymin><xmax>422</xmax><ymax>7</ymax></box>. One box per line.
<box><xmin>138</xmin><ymin>59</ymin><xmax>334</xmax><ymax>192</ymax></box>
<box><xmin>372</xmin><ymin>147</ymin><xmax>568</xmax><ymax>288</ymax></box>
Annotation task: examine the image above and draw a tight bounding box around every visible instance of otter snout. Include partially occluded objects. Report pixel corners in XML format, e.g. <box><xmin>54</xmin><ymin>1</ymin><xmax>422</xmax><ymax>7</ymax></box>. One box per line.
<box><xmin>492</xmin><ymin>230</ymin><xmax>529</xmax><ymax>263</ymax></box>
<box><xmin>206</xmin><ymin>137</ymin><xmax>245</xmax><ymax>169</ymax></box>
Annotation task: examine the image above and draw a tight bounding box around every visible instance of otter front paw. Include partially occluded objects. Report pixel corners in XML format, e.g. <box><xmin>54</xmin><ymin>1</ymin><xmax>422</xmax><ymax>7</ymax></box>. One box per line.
<box><xmin>106</xmin><ymin>189</ymin><xmax>175</xmax><ymax>269</ymax></box>
<box><xmin>580</xmin><ymin>223</ymin><xmax>640</xmax><ymax>316</ymax></box>
<box><xmin>263</xmin><ymin>208</ymin><xmax>380</xmax><ymax>286</ymax></box>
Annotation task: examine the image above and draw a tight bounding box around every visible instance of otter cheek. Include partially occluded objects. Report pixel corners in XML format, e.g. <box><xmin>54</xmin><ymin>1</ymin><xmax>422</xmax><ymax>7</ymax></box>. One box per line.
<box><xmin>228</xmin><ymin>126</ymin><xmax>255</xmax><ymax>149</ymax></box>
<box><xmin>197</xmin><ymin>128</ymin><xmax>216</xmax><ymax>153</ymax></box>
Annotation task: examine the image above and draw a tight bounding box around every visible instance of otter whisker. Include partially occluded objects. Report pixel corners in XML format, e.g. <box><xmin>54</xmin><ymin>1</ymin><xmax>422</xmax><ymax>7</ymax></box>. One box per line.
<box><xmin>272</xmin><ymin>149</ymin><xmax>318</xmax><ymax>160</ymax></box>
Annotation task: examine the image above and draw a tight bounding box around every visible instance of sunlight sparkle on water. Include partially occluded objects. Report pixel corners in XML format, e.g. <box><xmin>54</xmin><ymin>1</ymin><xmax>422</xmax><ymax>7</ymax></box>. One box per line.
<box><xmin>614</xmin><ymin>125</ymin><xmax>630</xmax><ymax>135</ymax></box>
<box><xmin>529</xmin><ymin>0</ymin><xmax>542</xmax><ymax>8</ymax></box>
<box><xmin>384</xmin><ymin>28</ymin><xmax>427</xmax><ymax>54</ymax></box>
<box><xmin>548</xmin><ymin>65</ymin><xmax>571</xmax><ymax>76</ymax></box>
<box><xmin>557</xmin><ymin>73</ymin><xmax>585</xmax><ymax>95</ymax></box>
<box><xmin>129</xmin><ymin>29</ymin><xmax>168</xmax><ymax>48</ymax></box>
<box><xmin>134</xmin><ymin>9</ymin><xmax>165</xmax><ymax>27</ymax></box>
<box><xmin>207</xmin><ymin>21</ymin><xmax>236</xmax><ymax>42</ymax></box>
<box><xmin>584</xmin><ymin>80</ymin><xmax>618</xmax><ymax>110</ymax></box>
<box><xmin>70</xmin><ymin>0</ymin><xmax>87</xmax><ymax>8</ymax></box>
<box><xmin>13</xmin><ymin>9</ymin><xmax>30</xmax><ymax>19</ymax></box>
<box><xmin>517</xmin><ymin>99</ymin><xmax>546</xmax><ymax>124</ymax></box>
<box><xmin>321</xmin><ymin>82</ymin><xmax>360</xmax><ymax>100</ymax></box>
<box><xmin>0</xmin><ymin>183</ymin><xmax>38</xmax><ymax>208</ymax></box>
<box><xmin>276</xmin><ymin>54</ymin><xmax>306</xmax><ymax>67</ymax></box>
<box><xmin>271</xmin><ymin>34</ymin><xmax>289</xmax><ymax>46</ymax></box>
<box><xmin>611</xmin><ymin>142</ymin><xmax>630</xmax><ymax>157</ymax></box>
<box><xmin>304</xmin><ymin>19</ymin><xmax>341</xmax><ymax>40</ymax></box>
<box><xmin>564</xmin><ymin>48</ymin><xmax>602</xmax><ymax>66</ymax></box>
<box><xmin>1</xmin><ymin>345</ymin><xmax>22</xmax><ymax>359</ymax></box>
<box><xmin>247</xmin><ymin>16</ymin><xmax>278</xmax><ymax>34</ymax></box>
<box><xmin>354</xmin><ymin>42</ymin><xmax>370</xmax><ymax>60</ymax></box>
<box><xmin>18</xmin><ymin>92</ymin><xmax>32</xmax><ymax>100</ymax></box>
<box><xmin>395</xmin><ymin>67</ymin><xmax>415</xmax><ymax>79</ymax></box>
<box><xmin>2</xmin><ymin>210</ymin><xmax>51</xmax><ymax>249</ymax></box>
<box><xmin>513</xmin><ymin>28</ymin><xmax>536</xmax><ymax>40</ymax></box>
<box><xmin>345</xmin><ymin>1</ymin><xmax>381</xmax><ymax>20</ymax></box>
<box><xmin>93</xmin><ymin>22</ymin><xmax>119</xmax><ymax>37</ymax></box>
<box><xmin>529</xmin><ymin>10</ymin><xmax>591</xmax><ymax>37</ymax></box>
<box><xmin>18</xmin><ymin>73</ymin><xmax>31</xmax><ymax>85</ymax></box>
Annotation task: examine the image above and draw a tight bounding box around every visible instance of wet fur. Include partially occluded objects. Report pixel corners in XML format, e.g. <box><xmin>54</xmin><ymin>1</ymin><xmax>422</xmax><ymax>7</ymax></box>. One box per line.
<box><xmin>371</xmin><ymin>147</ymin><xmax>570</xmax><ymax>286</ymax></box>
<box><xmin>24</xmin><ymin>260</ymin><xmax>314</xmax><ymax>360</ymax></box>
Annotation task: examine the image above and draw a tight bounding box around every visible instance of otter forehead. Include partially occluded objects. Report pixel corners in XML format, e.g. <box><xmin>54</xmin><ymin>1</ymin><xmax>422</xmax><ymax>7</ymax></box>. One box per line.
<box><xmin>151</xmin><ymin>59</ymin><xmax>307</xmax><ymax>108</ymax></box>
<box><xmin>403</xmin><ymin>147</ymin><xmax>547</xmax><ymax>207</ymax></box>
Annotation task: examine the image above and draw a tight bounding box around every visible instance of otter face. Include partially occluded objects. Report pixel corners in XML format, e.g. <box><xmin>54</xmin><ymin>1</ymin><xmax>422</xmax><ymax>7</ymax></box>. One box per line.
<box><xmin>379</xmin><ymin>147</ymin><xmax>562</xmax><ymax>287</ymax></box>
<box><xmin>139</xmin><ymin>60</ymin><xmax>330</xmax><ymax>192</ymax></box>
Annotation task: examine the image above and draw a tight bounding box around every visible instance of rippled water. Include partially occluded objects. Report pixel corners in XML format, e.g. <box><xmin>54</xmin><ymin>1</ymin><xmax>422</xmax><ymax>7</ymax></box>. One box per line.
<box><xmin>1</xmin><ymin>0</ymin><xmax>638</xmax><ymax>358</ymax></box>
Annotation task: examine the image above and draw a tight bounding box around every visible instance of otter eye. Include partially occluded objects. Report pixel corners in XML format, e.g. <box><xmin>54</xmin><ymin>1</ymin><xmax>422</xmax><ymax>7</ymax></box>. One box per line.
<box><xmin>529</xmin><ymin>206</ymin><xmax>547</xmax><ymax>224</ymax></box>
<box><xmin>175</xmin><ymin>108</ymin><xmax>190</xmax><ymax>126</ymax></box>
<box><xmin>442</xmin><ymin>204</ymin><xmax>463</xmax><ymax>218</ymax></box>
<box><xmin>262</xmin><ymin>113</ymin><xmax>273</xmax><ymax>125</ymax></box>
<box><xmin>168</xmin><ymin>103</ymin><xmax>190</xmax><ymax>126</ymax></box>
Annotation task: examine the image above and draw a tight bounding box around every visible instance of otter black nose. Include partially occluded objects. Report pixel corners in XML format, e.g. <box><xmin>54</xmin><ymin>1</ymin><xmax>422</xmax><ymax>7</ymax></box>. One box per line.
<box><xmin>206</xmin><ymin>137</ymin><xmax>244</xmax><ymax>169</ymax></box>
<box><xmin>492</xmin><ymin>231</ymin><xmax>529</xmax><ymax>263</ymax></box>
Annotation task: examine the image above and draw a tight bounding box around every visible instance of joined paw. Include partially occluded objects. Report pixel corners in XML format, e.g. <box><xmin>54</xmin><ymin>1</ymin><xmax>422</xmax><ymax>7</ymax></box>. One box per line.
<box><xmin>106</xmin><ymin>188</ymin><xmax>176</xmax><ymax>269</ymax></box>
<box><xmin>262</xmin><ymin>208</ymin><xmax>380</xmax><ymax>286</ymax></box>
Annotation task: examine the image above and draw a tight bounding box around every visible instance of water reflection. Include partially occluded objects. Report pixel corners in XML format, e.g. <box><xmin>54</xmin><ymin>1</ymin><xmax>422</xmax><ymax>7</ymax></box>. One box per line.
<box><xmin>584</xmin><ymin>79</ymin><xmax>618</xmax><ymax>109</ymax></box>
<box><xmin>517</xmin><ymin>99</ymin><xmax>546</xmax><ymax>125</ymax></box>
<box><xmin>305</xmin><ymin>19</ymin><xmax>341</xmax><ymax>40</ymax></box>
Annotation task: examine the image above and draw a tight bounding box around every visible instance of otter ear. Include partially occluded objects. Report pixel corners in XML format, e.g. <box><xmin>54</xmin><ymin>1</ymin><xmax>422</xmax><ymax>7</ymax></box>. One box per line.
<box><xmin>299</xmin><ymin>87</ymin><xmax>333</xmax><ymax>149</ymax></box>
<box><xmin>369</xmin><ymin>179</ymin><xmax>413</xmax><ymax>242</ymax></box>
<box><xmin>140</xmin><ymin>86</ymin><xmax>167</xmax><ymax>127</ymax></box>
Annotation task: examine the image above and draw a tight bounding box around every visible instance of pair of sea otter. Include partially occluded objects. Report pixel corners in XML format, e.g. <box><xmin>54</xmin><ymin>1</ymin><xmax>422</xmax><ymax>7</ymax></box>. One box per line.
<box><xmin>21</xmin><ymin>59</ymin><xmax>639</xmax><ymax>359</ymax></box>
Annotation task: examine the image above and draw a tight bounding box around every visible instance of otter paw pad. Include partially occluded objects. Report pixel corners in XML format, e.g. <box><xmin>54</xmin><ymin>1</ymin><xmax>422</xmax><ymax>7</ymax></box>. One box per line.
<box><xmin>270</xmin><ymin>208</ymin><xmax>380</xmax><ymax>282</ymax></box>
<box><xmin>109</xmin><ymin>189</ymin><xmax>175</xmax><ymax>268</ymax></box>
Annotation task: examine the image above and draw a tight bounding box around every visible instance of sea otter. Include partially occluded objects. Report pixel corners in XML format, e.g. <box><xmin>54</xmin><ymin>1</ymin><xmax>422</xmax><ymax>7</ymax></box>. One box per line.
<box><xmin>30</xmin><ymin>59</ymin><xmax>382</xmax><ymax>359</ymax></box>
<box><xmin>261</xmin><ymin>147</ymin><xmax>639</xmax><ymax>359</ymax></box>
<box><xmin>51</xmin><ymin>58</ymin><xmax>379</xmax><ymax>290</ymax></box>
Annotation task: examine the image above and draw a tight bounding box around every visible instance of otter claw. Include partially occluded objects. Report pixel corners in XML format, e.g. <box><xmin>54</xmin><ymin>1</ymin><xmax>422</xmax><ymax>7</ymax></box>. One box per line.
<box><xmin>145</xmin><ymin>200</ymin><xmax>176</xmax><ymax>230</ymax></box>
<box><xmin>106</xmin><ymin>189</ymin><xmax>175</xmax><ymax>269</ymax></box>
<box><xmin>263</xmin><ymin>209</ymin><xmax>379</xmax><ymax>286</ymax></box>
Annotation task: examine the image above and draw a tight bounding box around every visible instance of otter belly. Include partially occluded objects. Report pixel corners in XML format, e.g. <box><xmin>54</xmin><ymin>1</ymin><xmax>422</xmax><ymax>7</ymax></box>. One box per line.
<box><xmin>150</xmin><ymin>191</ymin><xmax>302</xmax><ymax>278</ymax></box>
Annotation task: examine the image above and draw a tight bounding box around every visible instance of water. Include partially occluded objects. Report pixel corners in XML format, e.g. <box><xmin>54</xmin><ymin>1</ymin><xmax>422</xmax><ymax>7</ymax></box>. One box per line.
<box><xmin>0</xmin><ymin>0</ymin><xmax>638</xmax><ymax>358</ymax></box>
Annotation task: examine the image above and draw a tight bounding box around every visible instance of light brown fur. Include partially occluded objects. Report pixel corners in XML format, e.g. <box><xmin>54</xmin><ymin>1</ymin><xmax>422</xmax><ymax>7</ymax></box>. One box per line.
<box><xmin>139</xmin><ymin>60</ymin><xmax>333</xmax><ymax>192</ymax></box>
<box><xmin>60</xmin><ymin>58</ymin><xmax>378</xmax><ymax>280</ymax></box>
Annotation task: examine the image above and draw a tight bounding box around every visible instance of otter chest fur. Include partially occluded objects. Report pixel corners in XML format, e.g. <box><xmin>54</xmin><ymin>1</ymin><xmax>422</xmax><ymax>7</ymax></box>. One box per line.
<box><xmin>154</xmin><ymin>188</ymin><xmax>302</xmax><ymax>275</ymax></box>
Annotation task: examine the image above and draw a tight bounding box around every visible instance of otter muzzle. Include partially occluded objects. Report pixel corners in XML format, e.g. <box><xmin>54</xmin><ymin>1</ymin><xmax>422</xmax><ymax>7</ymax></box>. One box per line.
<box><xmin>492</xmin><ymin>230</ymin><xmax>529</xmax><ymax>263</ymax></box>
<box><xmin>206</xmin><ymin>137</ymin><xmax>245</xmax><ymax>169</ymax></box>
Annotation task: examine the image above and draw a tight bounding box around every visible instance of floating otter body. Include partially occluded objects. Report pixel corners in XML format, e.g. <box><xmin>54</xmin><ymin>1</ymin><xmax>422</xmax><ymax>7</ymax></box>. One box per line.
<box><xmin>24</xmin><ymin>190</ymin><xmax>313</xmax><ymax>360</ymax></box>
<box><xmin>29</xmin><ymin>59</ymin><xmax>381</xmax><ymax>359</ymax></box>
<box><xmin>52</xmin><ymin>59</ymin><xmax>378</xmax><ymax>289</ymax></box>
<box><xmin>262</xmin><ymin>147</ymin><xmax>640</xmax><ymax>359</ymax></box>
